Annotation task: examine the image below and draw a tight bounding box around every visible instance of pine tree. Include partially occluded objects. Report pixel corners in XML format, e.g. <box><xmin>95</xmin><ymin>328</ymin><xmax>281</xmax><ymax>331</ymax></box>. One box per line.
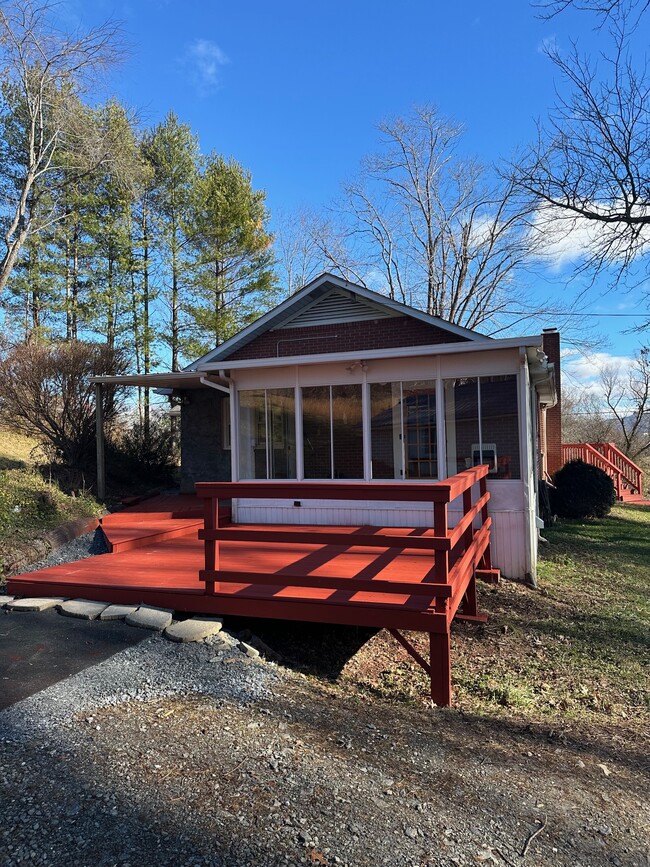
<box><xmin>185</xmin><ymin>154</ymin><xmax>277</xmax><ymax>359</ymax></box>
<box><xmin>142</xmin><ymin>112</ymin><xmax>199</xmax><ymax>370</ymax></box>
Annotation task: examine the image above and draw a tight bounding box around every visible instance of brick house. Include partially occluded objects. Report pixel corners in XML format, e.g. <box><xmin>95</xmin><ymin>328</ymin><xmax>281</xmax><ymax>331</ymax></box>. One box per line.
<box><xmin>95</xmin><ymin>273</ymin><xmax>560</xmax><ymax>582</ymax></box>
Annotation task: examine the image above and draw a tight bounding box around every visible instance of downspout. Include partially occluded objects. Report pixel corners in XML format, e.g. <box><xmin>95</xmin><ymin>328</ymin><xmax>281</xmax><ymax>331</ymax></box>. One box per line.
<box><xmin>519</xmin><ymin>347</ymin><xmax>536</xmax><ymax>587</ymax></box>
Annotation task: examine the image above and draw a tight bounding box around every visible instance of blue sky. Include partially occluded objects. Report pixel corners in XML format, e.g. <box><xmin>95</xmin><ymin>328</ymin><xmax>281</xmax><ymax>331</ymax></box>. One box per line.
<box><xmin>60</xmin><ymin>0</ymin><xmax>649</xmax><ymax>388</ymax></box>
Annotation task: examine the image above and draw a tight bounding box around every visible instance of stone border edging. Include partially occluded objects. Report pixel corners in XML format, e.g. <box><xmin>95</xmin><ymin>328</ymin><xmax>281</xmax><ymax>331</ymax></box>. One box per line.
<box><xmin>1</xmin><ymin>515</ymin><xmax>104</xmax><ymax>578</ymax></box>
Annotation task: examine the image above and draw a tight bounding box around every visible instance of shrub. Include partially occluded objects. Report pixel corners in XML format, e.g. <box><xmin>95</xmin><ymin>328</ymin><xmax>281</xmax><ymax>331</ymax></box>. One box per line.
<box><xmin>552</xmin><ymin>459</ymin><xmax>616</xmax><ymax>519</ymax></box>
<box><xmin>0</xmin><ymin>339</ymin><xmax>126</xmax><ymax>471</ymax></box>
<box><xmin>108</xmin><ymin>412</ymin><xmax>179</xmax><ymax>487</ymax></box>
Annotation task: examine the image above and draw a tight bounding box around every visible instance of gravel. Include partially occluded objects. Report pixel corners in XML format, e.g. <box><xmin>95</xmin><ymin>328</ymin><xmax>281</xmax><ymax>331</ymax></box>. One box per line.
<box><xmin>1</xmin><ymin>628</ymin><xmax>648</xmax><ymax>867</ymax></box>
<box><xmin>2</xmin><ymin>527</ymin><xmax>648</xmax><ymax>866</ymax></box>
<box><xmin>16</xmin><ymin>527</ymin><xmax>108</xmax><ymax>574</ymax></box>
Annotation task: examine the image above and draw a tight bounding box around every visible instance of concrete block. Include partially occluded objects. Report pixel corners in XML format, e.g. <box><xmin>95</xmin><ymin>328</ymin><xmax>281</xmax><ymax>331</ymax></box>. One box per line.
<box><xmin>99</xmin><ymin>604</ymin><xmax>139</xmax><ymax>621</ymax></box>
<box><xmin>57</xmin><ymin>599</ymin><xmax>108</xmax><ymax>620</ymax></box>
<box><xmin>164</xmin><ymin>616</ymin><xmax>224</xmax><ymax>643</ymax></box>
<box><xmin>7</xmin><ymin>597</ymin><xmax>65</xmax><ymax>612</ymax></box>
<box><xmin>0</xmin><ymin>595</ymin><xmax>15</xmax><ymax>607</ymax></box>
<box><xmin>125</xmin><ymin>605</ymin><xmax>174</xmax><ymax>631</ymax></box>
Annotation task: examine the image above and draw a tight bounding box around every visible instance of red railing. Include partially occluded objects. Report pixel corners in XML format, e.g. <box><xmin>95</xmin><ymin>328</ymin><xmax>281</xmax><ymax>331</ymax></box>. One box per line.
<box><xmin>196</xmin><ymin>466</ymin><xmax>494</xmax><ymax>611</ymax></box>
<box><xmin>562</xmin><ymin>442</ymin><xmax>643</xmax><ymax>499</ymax></box>
<box><xmin>195</xmin><ymin>465</ymin><xmax>498</xmax><ymax>706</ymax></box>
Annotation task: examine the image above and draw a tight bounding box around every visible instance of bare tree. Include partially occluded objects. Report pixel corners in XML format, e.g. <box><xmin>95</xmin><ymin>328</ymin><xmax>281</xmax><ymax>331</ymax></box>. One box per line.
<box><xmin>561</xmin><ymin>386</ymin><xmax>618</xmax><ymax>443</ymax></box>
<box><xmin>602</xmin><ymin>346</ymin><xmax>650</xmax><ymax>460</ymax></box>
<box><xmin>513</xmin><ymin>30</ymin><xmax>650</xmax><ymax>282</ymax></box>
<box><xmin>537</xmin><ymin>0</ymin><xmax>649</xmax><ymax>23</ymax></box>
<box><xmin>0</xmin><ymin>337</ymin><xmax>126</xmax><ymax>468</ymax></box>
<box><xmin>319</xmin><ymin>105</ymin><xmax>540</xmax><ymax>330</ymax></box>
<box><xmin>0</xmin><ymin>0</ymin><xmax>123</xmax><ymax>296</ymax></box>
<box><xmin>273</xmin><ymin>208</ymin><xmax>325</xmax><ymax>294</ymax></box>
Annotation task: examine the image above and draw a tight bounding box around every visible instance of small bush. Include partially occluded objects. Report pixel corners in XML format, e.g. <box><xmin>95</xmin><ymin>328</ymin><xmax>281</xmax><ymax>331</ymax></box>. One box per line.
<box><xmin>108</xmin><ymin>413</ymin><xmax>179</xmax><ymax>487</ymax></box>
<box><xmin>552</xmin><ymin>459</ymin><xmax>616</xmax><ymax>519</ymax></box>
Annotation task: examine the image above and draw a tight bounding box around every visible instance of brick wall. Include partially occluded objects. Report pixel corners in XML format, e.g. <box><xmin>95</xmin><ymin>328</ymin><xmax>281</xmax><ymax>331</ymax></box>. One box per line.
<box><xmin>223</xmin><ymin>316</ymin><xmax>469</xmax><ymax>361</ymax></box>
<box><xmin>542</xmin><ymin>330</ymin><xmax>562</xmax><ymax>477</ymax></box>
<box><xmin>179</xmin><ymin>388</ymin><xmax>231</xmax><ymax>492</ymax></box>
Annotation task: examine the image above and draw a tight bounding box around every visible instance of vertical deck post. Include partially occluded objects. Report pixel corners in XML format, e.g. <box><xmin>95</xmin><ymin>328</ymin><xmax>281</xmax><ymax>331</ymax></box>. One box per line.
<box><xmin>433</xmin><ymin>500</ymin><xmax>449</xmax><ymax>613</ymax></box>
<box><xmin>203</xmin><ymin>493</ymin><xmax>220</xmax><ymax>595</ymax></box>
<box><xmin>95</xmin><ymin>383</ymin><xmax>106</xmax><ymax>502</ymax></box>
<box><xmin>429</xmin><ymin>631</ymin><xmax>451</xmax><ymax>706</ymax></box>
<box><xmin>478</xmin><ymin>472</ymin><xmax>492</xmax><ymax>570</ymax></box>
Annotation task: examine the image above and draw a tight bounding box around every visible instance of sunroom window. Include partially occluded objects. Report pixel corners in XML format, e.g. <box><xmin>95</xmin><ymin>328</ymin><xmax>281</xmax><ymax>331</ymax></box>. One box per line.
<box><xmin>370</xmin><ymin>380</ymin><xmax>438</xmax><ymax>479</ymax></box>
<box><xmin>302</xmin><ymin>384</ymin><xmax>363</xmax><ymax>479</ymax></box>
<box><xmin>238</xmin><ymin>388</ymin><xmax>296</xmax><ymax>479</ymax></box>
<box><xmin>443</xmin><ymin>374</ymin><xmax>520</xmax><ymax>479</ymax></box>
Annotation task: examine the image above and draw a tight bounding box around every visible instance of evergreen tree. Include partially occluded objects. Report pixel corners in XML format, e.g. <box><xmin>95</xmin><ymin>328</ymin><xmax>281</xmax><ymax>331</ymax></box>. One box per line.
<box><xmin>142</xmin><ymin>112</ymin><xmax>199</xmax><ymax>370</ymax></box>
<box><xmin>185</xmin><ymin>154</ymin><xmax>276</xmax><ymax>359</ymax></box>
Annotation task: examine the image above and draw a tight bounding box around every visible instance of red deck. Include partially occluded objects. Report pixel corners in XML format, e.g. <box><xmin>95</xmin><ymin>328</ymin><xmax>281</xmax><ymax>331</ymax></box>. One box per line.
<box><xmin>9</xmin><ymin>522</ymin><xmax>467</xmax><ymax>623</ymax></box>
<box><xmin>100</xmin><ymin>494</ymin><xmax>229</xmax><ymax>553</ymax></box>
<box><xmin>8</xmin><ymin>469</ymin><xmax>498</xmax><ymax>706</ymax></box>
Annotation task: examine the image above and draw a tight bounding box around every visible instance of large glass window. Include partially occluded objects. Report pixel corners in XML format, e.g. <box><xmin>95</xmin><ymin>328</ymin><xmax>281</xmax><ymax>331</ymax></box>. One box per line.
<box><xmin>444</xmin><ymin>374</ymin><xmax>519</xmax><ymax>479</ymax></box>
<box><xmin>370</xmin><ymin>380</ymin><xmax>438</xmax><ymax>479</ymax></box>
<box><xmin>302</xmin><ymin>384</ymin><xmax>363</xmax><ymax>479</ymax></box>
<box><xmin>238</xmin><ymin>388</ymin><xmax>296</xmax><ymax>479</ymax></box>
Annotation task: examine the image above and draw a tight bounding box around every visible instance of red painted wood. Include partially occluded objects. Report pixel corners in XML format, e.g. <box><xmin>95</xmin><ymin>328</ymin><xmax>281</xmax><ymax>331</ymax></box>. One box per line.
<box><xmin>430</xmin><ymin>631</ymin><xmax>452</xmax><ymax>706</ymax></box>
<box><xmin>200</xmin><ymin>526</ymin><xmax>452</xmax><ymax>551</ymax></box>
<box><xmin>198</xmin><ymin>568</ymin><xmax>453</xmax><ymax>598</ymax></box>
<box><xmin>194</xmin><ymin>466</ymin><xmax>489</xmax><ymax>505</ymax></box>
<box><xmin>100</xmin><ymin>494</ymin><xmax>230</xmax><ymax>553</ymax></box>
<box><xmin>7</xmin><ymin>467</ymin><xmax>495</xmax><ymax>707</ymax></box>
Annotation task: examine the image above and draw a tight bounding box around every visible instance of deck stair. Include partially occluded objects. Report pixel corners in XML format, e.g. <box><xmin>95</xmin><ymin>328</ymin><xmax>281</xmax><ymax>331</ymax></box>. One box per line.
<box><xmin>562</xmin><ymin>442</ymin><xmax>644</xmax><ymax>502</ymax></box>
<box><xmin>101</xmin><ymin>494</ymin><xmax>231</xmax><ymax>553</ymax></box>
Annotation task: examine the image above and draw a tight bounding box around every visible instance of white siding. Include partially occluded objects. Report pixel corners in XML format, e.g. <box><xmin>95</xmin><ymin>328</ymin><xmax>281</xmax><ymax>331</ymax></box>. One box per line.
<box><xmin>233</xmin><ymin>479</ymin><xmax>529</xmax><ymax>579</ymax></box>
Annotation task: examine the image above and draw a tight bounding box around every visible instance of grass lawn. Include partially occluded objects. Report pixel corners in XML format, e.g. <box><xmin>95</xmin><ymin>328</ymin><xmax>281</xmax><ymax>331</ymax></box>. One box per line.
<box><xmin>251</xmin><ymin>504</ymin><xmax>650</xmax><ymax>736</ymax></box>
<box><xmin>0</xmin><ymin>428</ymin><xmax>102</xmax><ymax>570</ymax></box>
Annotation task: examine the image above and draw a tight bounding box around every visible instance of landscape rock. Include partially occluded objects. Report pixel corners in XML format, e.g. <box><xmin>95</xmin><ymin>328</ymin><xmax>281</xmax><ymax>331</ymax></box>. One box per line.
<box><xmin>7</xmin><ymin>597</ymin><xmax>65</xmax><ymax>612</ymax></box>
<box><xmin>125</xmin><ymin>605</ymin><xmax>174</xmax><ymax>631</ymax></box>
<box><xmin>57</xmin><ymin>600</ymin><xmax>108</xmax><ymax>620</ymax></box>
<box><xmin>99</xmin><ymin>604</ymin><xmax>139</xmax><ymax>621</ymax></box>
<box><xmin>239</xmin><ymin>640</ymin><xmax>261</xmax><ymax>659</ymax></box>
<box><xmin>164</xmin><ymin>616</ymin><xmax>224</xmax><ymax>643</ymax></box>
<box><xmin>0</xmin><ymin>595</ymin><xmax>15</xmax><ymax>606</ymax></box>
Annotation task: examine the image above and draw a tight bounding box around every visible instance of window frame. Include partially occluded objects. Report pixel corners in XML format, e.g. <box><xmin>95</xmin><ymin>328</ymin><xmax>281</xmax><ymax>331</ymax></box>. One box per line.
<box><xmin>233</xmin><ymin>368</ymin><xmax>522</xmax><ymax>484</ymax></box>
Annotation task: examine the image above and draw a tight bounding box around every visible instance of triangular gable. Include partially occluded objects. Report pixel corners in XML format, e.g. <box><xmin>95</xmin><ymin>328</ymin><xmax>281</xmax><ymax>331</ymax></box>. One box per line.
<box><xmin>187</xmin><ymin>272</ymin><xmax>488</xmax><ymax>369</ymax></box>
<box><xmin>277</xmin><ymin>287</ymin><xmax>399</xmax><ymax>329</ymax></box>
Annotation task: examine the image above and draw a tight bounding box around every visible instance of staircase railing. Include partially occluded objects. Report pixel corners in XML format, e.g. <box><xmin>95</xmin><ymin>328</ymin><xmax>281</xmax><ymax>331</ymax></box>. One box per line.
<box><xmin>591</xmin><ymin>443</ymin><xmax>643</xmax><ymax>496</ymax></box>
<box><xmin>562</xmin><ymin>442</ymin><xmax>643</xmax><ymax>499</ymax></box>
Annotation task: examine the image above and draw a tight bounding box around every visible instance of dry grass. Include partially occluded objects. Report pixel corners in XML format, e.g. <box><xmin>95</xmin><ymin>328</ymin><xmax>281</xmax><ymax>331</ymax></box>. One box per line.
<box><xmin>0</xmin><ymin>427</ymin><xmax>101</xmax><ymax>564</ymax></box>
<box><xmin>248</xmin><ymin>505</ymin><xmax>650</xmax><ymax>736</ymax></box>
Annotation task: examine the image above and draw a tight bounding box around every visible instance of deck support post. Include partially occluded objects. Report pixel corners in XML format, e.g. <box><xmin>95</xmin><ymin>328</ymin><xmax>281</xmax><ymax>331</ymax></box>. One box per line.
<box><xmin>203</xmin><ymin>496</ymin><xmax>220</xmax><ymax>595</ymax></box>
<box><xmin>429</xmin><ymin>631</ymin><xmax>451</xmax><ymax>707</ymax></box>
<box><xmin>95</xmin><ymin>383</ymin><xmax>106</xmax><ymax>502</ymax></box>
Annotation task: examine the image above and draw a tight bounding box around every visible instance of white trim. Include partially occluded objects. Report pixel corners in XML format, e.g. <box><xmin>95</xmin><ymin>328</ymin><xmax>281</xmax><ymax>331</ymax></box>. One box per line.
<box><xmin>199</xmin><ymin>334</ymin><xmax>545</xmax><ymax>373</ymax></box>
<box><xmin>519</xmin><ymin>349</ymin><xmax>534</xmax><ymax>580</ymax></box>
<box><xmin>187</xmin><ymin>272</ymin><xmax>487</xmax><ymax>369</ymax></box>
<box><xmin>295</xmin><ymin>368</ymin><xmax>304</xmax><ymax>481</ymax></box>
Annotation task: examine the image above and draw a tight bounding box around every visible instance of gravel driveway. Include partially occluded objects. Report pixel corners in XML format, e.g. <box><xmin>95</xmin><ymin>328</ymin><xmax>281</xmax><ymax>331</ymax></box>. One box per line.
<box><xmin>1</xmin><ymin>624</ymin><xmax>648</xmax><ymax>867</ymax></box>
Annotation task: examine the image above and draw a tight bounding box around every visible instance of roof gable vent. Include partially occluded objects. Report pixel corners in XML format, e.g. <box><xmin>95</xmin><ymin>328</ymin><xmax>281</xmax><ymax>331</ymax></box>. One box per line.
<box><xmin>278</xmin><ymin>289</ymin><xmax>399</xmax><ymax>329</ymax></box>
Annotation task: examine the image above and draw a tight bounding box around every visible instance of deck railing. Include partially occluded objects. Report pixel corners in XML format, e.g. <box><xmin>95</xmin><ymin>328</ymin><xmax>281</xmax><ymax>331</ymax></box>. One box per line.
<box><xmin>195</xmin><ymin>466</ymin><xmax>498</xmax><ymax>707</ymax></box>
<box><xmin>562</xmin><ymin>442</ymin><xmax>643</xmax><ymax>499</ymax></box>
<box><xmin>195</xmin><ymin>465</ymin><xmax>496</xmax><ymax>612</ymax></box>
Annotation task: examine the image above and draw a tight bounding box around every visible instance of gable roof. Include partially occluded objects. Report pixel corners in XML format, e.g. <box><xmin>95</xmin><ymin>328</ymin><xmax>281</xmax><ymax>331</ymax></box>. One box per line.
<box><xmin>186</xmin><ymin>273</ymin><xmax>489</xmax><ymax>370</ymax></box>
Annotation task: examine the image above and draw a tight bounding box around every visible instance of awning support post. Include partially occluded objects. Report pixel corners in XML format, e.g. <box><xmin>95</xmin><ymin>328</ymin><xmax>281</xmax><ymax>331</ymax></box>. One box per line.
<box><xmin>95</xmin><ymin>382</ymin><xmax>106</xmax><ymax>502</ymax></box>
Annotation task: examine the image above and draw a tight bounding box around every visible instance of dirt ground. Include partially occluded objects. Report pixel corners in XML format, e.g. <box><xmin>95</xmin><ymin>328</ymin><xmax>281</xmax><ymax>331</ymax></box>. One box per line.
<box><xmin>2</xmin><ymin>652</ymin><xmax>647</xmax><ymax>867</ymax></box>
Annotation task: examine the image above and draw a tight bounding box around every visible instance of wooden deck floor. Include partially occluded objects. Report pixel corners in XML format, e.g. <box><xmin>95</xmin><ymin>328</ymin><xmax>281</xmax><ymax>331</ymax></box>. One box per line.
<box><xmin>9</xmin><ymin>495</ymin><xmax>451</xmax><ymax>627</ymax></box>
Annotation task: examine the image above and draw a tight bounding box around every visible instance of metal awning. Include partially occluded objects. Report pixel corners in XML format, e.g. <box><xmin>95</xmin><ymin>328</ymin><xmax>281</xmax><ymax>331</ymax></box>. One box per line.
<box><xmin>91</xmin><ymin>372</ymin><xmax>228</xmax><ymax>390</ymax></box>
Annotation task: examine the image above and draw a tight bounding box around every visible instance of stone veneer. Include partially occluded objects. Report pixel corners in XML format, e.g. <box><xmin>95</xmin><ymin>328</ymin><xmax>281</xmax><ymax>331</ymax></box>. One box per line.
<box><xmin>179</xmin><ymin>387</ymin><xmax>231</xmax><ymax>493</ymax></box>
